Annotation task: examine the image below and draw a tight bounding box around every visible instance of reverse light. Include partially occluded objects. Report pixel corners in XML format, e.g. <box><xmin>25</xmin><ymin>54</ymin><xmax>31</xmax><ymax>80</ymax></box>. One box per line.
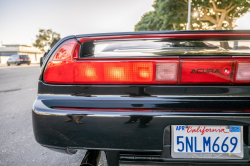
<box><xmin>155</xmin><ymin>63</ymin><xmax>178</xmax><ymax>82</ymax></box>
<box><xmin>235</xmin><ymin>62</ymin><xmax>250</xmax><ymax>83</ymax></box>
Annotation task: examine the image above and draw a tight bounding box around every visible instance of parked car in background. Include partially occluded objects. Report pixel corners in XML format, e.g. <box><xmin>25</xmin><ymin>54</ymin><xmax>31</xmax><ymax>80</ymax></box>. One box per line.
<box><xmin>7</xmin><ymin>54</ymin><xmax>31</xmax><ymax>66</ymax></box>
<box><xmin>33</xmin><ymin>30</ymin><xmax>250</xmax><ymax>165</ymax></box>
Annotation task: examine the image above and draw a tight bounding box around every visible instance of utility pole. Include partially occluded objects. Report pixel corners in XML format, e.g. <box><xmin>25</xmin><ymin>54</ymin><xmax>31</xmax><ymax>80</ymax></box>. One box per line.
<box><xmin>186</xmin><ymin>0</ymin><xmax>191</xmax><ymax>30</ymax></box>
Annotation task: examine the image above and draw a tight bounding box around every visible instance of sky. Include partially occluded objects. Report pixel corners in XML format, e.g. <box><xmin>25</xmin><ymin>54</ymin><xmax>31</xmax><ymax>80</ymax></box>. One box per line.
<box><xmin>0</xmin><ymin>0</ymin><xmax>250</xmax><ymax>46</ymax></box>
<box><xmin>0</xmin><ymin>0</ymin><xmax>154</xmax><ymax>45</ymax></box>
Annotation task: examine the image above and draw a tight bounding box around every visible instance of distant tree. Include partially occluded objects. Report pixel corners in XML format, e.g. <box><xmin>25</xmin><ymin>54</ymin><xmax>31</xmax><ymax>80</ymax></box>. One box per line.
<box><xmin>135</xmin><ymin>0</ymin><xmax>250</xmax><ymax>31</ymax></box>
<box><xmin>135</xmin><ymin>1</ymin><xmax>188</xmax><ymax>31</ymax></box>
<box><xmin>193</xmin><ymin>0</ymin><xmax>250</xmax><ymax>30</ymax></box>
<box><xmin>192</xmin><ymin>0</ymin><xmax>250</xmax><ymax>48</ymax></box>
<box><xmin>153</xmin><ymin>0</ymin><xmax>190</xmax><ymax>30</ymax></box>
<box><xmin>135</xmin><ymin>11</ymin><xmax>159</xmax><ymax>31</ymax></box>
<box><xmin>33</xmin><ymin>29</ymin><xmax>61</xmax><ymax>52</ymax></box>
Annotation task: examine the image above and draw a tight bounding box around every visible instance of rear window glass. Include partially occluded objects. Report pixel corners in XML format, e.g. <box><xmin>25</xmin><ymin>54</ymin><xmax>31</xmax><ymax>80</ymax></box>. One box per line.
<box><xmin>79</xmin><ymin>39</ymin><xmax>250</xmax><ymax>58</ymax></box>
<box><xmin>20</xmin><ymin>55</ymin><xmax>29</xmax><ymax>58</ymax></box>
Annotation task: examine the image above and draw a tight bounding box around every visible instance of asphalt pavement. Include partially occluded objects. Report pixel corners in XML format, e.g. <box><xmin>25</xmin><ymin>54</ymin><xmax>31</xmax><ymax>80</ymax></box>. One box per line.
<box><xmin>0</xmin><ymin>64</ymin><xmax>108</xmax><ymax>166</ymax></box>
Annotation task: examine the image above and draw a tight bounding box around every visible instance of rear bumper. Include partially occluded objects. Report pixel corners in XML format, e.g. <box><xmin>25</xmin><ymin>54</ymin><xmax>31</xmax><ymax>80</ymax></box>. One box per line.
<box><xmin>19</xmin><ymin>60</ymin><xmax>30</xmax><ymax>64</ymax></box>
<box><xmin>33</xmin><ymin>94</ymin><xmax>250</xmax><ymax>162</ymax></box>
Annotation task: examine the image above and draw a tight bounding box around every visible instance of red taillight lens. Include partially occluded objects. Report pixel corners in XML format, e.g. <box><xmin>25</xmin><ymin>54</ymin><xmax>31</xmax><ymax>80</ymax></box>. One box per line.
<box><xmin>75</xmin><ymin>60</ymin><xmax>178</xmax><ymax>84</ymax></box>
<box><xmin>75</xmin><ymin>61</ymin><xmax>154</xmax><ymax>83</ymax></box>
<box><xmin>52</xmin><ymin>41</ymin><xmax>76</xmax><ymax>61</ymax></box>
<box><xmin>43</xmin><ymin>39</ymin><xmax>78</xmax><ymax>83</ymax></box>
<box><xmin>180</xmin><ymin>59</ymin><xmax>233</xmax><ymax>84</ymax></box>
<box><xmin>19</xmin><ymin>58</ymin><xmax>24</xmax><ymax>61</ymax></box>
<box><xmin>28</xmin><ymin>58</ymin><xmax>30</xmax><ymax>60</ymax></box>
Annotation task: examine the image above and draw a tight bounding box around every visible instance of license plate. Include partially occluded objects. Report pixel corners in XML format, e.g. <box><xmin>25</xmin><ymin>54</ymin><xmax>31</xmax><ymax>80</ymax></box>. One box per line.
<box><xmin>171</xmin><ymin>125</ymin><xmax>243</xmax><ymax>159</ymax></box>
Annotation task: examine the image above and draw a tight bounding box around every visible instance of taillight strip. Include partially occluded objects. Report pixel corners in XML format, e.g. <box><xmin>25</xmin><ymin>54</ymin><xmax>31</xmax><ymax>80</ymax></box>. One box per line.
<box><xmin>45</xmin><ymin>58</ymin><xmax>179</xmax><ymax>84</ymax></box>
<box><xmin>43</xmin><ymin>39</ymin><xmax>250</xmax><ymax>85</ymax></box>
<box><xmin>44</xmin><ymin>57</ymin><xmax>250</xmax><ymax>84</ymax></box>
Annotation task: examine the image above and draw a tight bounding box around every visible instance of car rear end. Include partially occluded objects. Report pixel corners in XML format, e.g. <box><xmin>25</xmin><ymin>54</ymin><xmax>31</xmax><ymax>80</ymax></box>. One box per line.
<box><xmin>33</xmin><ymin>30</ymin><xmax>250</xmax><ymax>165</ymax></box>
<box><xmin>19</xmin><ymin>55</ymin><xmax>31</xmax><ymax>65</ymax></box>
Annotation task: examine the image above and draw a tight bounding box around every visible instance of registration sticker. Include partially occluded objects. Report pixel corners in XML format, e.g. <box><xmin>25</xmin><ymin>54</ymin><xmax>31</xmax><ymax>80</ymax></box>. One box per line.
<box><xmin>230</xmin><ymin>126</ymin><xmax>241</xmax><ymax>132</ymax></box>
<box><xmin>171</xmin><ymin>125</ymin><xmax>243</xmax><ymax>159</ymax></box>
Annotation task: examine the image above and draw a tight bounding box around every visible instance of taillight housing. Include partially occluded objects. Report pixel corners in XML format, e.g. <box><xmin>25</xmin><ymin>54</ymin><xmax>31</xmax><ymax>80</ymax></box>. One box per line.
<box><xmin>43</xmin><ymin>38</ymin><xmax>250</xmax><ymax>85</ymax></box>
<box><xmin>19</xmin><ymin>58</ymin><xmax>24</xmax><ymax>61</ymax></box>
<box><xmin>43</xmin><ymin>39</ymin><xmax>78</xmax><ymax>83</ymax></box>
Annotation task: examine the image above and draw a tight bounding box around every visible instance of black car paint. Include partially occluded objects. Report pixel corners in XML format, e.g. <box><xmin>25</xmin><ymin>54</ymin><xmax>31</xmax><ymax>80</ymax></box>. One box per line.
<box><xmin>33</xmin><ymin>30</ymin><xmax>250</xmax><ymax>164</ymax></box>
<box><xmin>33</xmin><ymin>94</ymin><xmax>250</xmax><ymax>162</ymax></box>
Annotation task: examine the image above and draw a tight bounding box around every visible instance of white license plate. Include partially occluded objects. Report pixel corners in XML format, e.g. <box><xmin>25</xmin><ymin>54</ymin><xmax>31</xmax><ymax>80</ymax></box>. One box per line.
<box><xmin>171</xmin><ymin>125</ymin><xmax>243</xmax><ymax>159</ymax></box>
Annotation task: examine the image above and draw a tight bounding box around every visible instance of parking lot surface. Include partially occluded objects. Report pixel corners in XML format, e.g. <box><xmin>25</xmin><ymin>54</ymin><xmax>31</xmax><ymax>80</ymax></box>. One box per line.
<box><xmin>0</xmin><ymin>66</ymin><xmax>110</xmax><ymax>166</ymax></box>
<box><xmin>0</xmin><ymin>63</ymin><xmax>40</xmax><ymax>69</ymax></box>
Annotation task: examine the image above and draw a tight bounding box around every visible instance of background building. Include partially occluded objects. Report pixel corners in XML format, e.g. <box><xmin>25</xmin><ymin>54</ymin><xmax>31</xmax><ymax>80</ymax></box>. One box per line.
<box><xmin>0</xmin><ymin>44</ymin><xmax>43</xmax><ymax>64</ymax></box>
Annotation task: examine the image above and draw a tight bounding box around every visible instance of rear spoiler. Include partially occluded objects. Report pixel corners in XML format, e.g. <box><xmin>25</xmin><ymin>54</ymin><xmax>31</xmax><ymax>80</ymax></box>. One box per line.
<box><xmin>75</xmin><ymin>30</ymin><xmax>250</xmax><ymax>40</ymax></box>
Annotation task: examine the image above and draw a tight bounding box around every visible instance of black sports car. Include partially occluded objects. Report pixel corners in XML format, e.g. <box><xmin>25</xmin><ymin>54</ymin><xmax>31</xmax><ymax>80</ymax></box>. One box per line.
<box><xmin>33</xmin><ymin>30</ymin><xmax>250</xmax><ymax>166</ymax></box>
